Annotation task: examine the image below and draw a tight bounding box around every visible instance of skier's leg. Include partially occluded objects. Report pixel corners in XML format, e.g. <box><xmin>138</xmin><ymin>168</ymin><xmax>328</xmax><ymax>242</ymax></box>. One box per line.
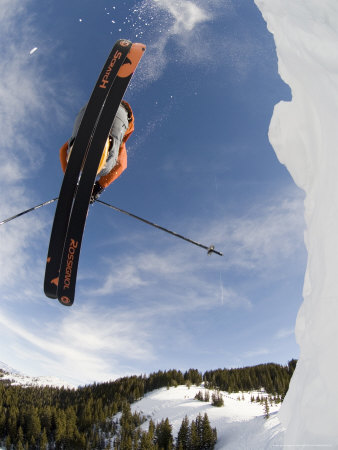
<box><xmin>97</xmin><ymin>103</ymin><xmax>129</xmax><ymax>177</ymax></box>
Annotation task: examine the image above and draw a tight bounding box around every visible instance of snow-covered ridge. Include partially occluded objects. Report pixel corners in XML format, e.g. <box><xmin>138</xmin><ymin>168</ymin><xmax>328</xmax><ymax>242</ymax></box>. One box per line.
<box><xmin>128</xmin><ymin>385</ymin><xmax>284</xmax><ymax>449</ymax></box>
<box><xmin>254</xmin><ymin>0</ymin><xmax>338</xmax><ymax>446</ymax></box>
<box><xmin>0</xmin><ymin>361</ymin><xmax>75</xmax><ymax>389</ymax></box>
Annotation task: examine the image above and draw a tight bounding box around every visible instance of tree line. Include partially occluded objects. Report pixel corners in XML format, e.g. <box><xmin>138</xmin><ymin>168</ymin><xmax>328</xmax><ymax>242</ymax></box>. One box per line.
<box><xmin>203</xmin><ymin>360</ymin><xmax>297</xmax><ymax>397</ymax></box>
<box><xmin>0</xmin><ymin>361</ymin><xmax>296</xmax><ymax>449</ymax></box>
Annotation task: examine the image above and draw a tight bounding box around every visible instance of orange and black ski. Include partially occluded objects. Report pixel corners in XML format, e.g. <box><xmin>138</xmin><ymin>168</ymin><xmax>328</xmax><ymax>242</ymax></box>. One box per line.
<box><xmin>44</xmin><ymin>40</ymin><xmax>132</xmax><ymax>299</ymax></box>
<box><xmin>57</xmin><ymin>43</ymin><xmax>146</xmax><ymax>306</ymax></box>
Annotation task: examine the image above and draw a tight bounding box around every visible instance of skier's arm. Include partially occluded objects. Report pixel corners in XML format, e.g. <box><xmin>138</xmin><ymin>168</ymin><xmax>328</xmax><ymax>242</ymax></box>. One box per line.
<box><xmin>59</xmin><ymin>142</ymin><xmax>69</xmax><ymax>173</ymax></box>
<box><xmin>98</xmin><ymin>144</ymin><xmax>127</xmax><ymax>189</ymax></box>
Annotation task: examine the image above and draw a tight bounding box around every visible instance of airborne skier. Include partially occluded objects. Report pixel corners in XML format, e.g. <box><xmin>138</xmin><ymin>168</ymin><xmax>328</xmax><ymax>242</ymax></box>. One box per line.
<box><xmin>59</xmin><ymin>100</ymin><xmax>135</xmax><ymax>203</ymax></box>
<box><xmin>0</xmin><ymin>38</ymin><xmax>221</xmax><ymax>306</ymax></box>
<box><xmin>44</xmin><ymin>40</ymin><xmax>145</xmax><ymax>304</ymax></box>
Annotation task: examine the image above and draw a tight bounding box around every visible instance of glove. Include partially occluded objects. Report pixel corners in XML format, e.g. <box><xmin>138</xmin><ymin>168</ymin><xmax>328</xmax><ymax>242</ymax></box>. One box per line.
<box><xmin>90</xmin><ymin>182</ymin><xmax>104</xmax><ymax>204</ymax></box>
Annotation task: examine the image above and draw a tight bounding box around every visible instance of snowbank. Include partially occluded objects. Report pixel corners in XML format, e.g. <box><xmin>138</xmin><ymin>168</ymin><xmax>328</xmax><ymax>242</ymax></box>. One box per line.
<box><xmin>255</xmin><ymin>0</ymin><xmax>338</xmax><ymax>446</ymax></box>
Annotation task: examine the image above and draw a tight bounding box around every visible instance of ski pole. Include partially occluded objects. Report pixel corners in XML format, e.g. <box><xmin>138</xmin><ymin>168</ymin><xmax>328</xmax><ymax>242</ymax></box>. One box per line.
<box><xmin>96</xmin><ymin>199</ymin><xmax>223</xmax><ymax>256</ymax></box>
<box><xmin>0</xmin><ymin>198</ymin><xmax>58</xmax><ymax>226</ymax></box>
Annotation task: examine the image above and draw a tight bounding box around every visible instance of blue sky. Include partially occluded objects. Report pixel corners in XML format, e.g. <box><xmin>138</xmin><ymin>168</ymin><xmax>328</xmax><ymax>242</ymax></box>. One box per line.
<box><xmin>0</xmin><ymin>0</ymin><xmax>306</xmax><ymax>385</ymax></box>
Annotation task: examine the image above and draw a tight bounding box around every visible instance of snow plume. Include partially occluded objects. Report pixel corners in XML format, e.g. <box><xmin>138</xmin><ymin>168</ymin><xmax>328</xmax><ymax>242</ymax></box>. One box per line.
<box><xmin>134</xmin><ymin>0</ymin><xmax>212</xmax><ymax>82</ymax></box>
<box><xmin>152</xmin><ymin>0</ymin><xmax>210</xmax><ymax>33</ymax></box>
<box><xmin>255</xmin><ymin>0</ymin><xmax>338</xmax><ymax>446</ymax></box>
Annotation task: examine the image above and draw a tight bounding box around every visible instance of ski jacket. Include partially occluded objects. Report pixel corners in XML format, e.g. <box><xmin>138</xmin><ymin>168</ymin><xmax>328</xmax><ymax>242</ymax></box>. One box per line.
<box><xmin>59</xmin><ymin>100</ymin><xmax>134</xmax><ymax>189</ymax></box>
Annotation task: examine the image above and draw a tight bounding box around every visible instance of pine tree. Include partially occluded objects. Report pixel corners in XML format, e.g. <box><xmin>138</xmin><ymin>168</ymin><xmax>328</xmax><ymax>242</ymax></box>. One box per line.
<box><xmin>17</xmin><ymin>426</ymin><xmax>24</xmax><ymax>447</ymax></box>
<box><xmin>264</xmin><ymin>398</ymin><xmax>270</xmax><ymax>419</ymax></box>
<box><xmin>195</xmin><ymin>413</ymin><xmax>203</xmax><ymax>444</ymax></box>
<box><xmin>155</xmin><ymin>418</ymin><xmax>173</xmax><ymax>450</ymax></box>
<box><xmin>26</xmin><ymin>407</ymin><xmax>41</xmax><ymax>442</ymax></box>
<box><xmin>41</xmin><ymin>406</ymin><xmax>52</xmax><ymax>435</ymax></box>
<box><xmin>201</xmin><ymin>413</ymin><xmax>217</xmax><ymax>449</ymax></box>
<box><xmin>5</xmin><ymin>435</ymin><xmax>11</xmax><ymax>450</ymax></box>
<box><xmin>7</xmin><ymin>404</ymin><xmax>18</xmax><ymax>441</ymax></box>
<box><xmin>211</xmin><ymin>391</ymin><xmax>224</xmax><ymax>407</ymax></box>
<box><xmin>176</xmin><ymin>415</ymin><xmax>189</xmax><ymax>449</ymax></box>
<box><xmin>194</xmin><ymin>391</ymin><xmax>204</xmax><ymax>401</ymax></box>
<box><xmin>139</xmin><ymin>430</ymin><xmax>156</xmax><ymax>450</ymax></box>
<box><xmin>0</xmin><ymin>409</ymin><xmax>5</xmax><ymax>436</ymax></box>
<box><xmin>40</xmin><ymin>427</ymin><xmax>48</xmax><ymax>450</ymax></box>
<box><xmin>64</xmin><ymin>405</ymin><xmax>78</xmax><ymax>445</ymax></box>
<box><xmin>148</xmin><ymin>418</ymin><xmax>156</xmax><ymax>441</ymax></box>
<box><xmin>55</xmin><ymin>409</ymin><xmax>67</xmax><ymax>447</ymax></box>
<box><xmin>204</xmin><ymin>390</ymin><xmax>210</xmax><ymax>402</ymax></box>
<box><xmin>188</xmin><ymin>421</ymin><xmax>199</xmax><ymax>450</ymax></box>
<box><xmin>17</xmin><ymin>440</ymin><xmax>25</xmax><ymax>450</ymax></box>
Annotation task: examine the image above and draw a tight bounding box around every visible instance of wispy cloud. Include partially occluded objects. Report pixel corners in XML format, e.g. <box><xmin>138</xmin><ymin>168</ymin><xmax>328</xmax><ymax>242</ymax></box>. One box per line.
<box><xmin>243</xmin><ymin>347</ymin><xmax>270</xmax><ymax>359</ymax></box>
<box><xmin>204</xmin><ymin>193</ymin><xmax>305</xmax><ymax>275</ymax></box>
<box><xmin>0</xmin><ymin>304</ymin><xmax>155</xmax><ymax>384</ymax></box>
<box><xmin>275</xmin><ymin>328</ymin><xmax>294</xmax><ymax>340</ymax></box>
<box><xmin>85</xmin><ymin>187</ymin><xmax>304</xmax><ymax>317</ymax></box>
<box><xmin>0</xmin><ymin>2</ymin><xmax>59</xmax><ymax>176</ymax></box>
<box><xmin>85</xmin><ymin>246</ymin><xmax>252</xmax><ymax>311</ymax></box>
<box><xmin>0</xmin><ymin>0</ymin><xmax>69</xmax><ymax>292</ymax></box>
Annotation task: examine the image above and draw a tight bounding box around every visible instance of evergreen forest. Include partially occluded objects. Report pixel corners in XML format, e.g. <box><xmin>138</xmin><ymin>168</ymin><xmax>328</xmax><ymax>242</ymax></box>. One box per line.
<box><xmin>0</xmin><ymin>361</ymin><xmax>296</xmax><ymax>449</ymax></box>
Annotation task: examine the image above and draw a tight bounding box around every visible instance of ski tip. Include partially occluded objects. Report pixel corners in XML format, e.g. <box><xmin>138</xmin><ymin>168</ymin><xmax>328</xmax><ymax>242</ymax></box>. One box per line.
<box><xmin>133</xmin><ymin>42</ymin><xmax>146</xmax><ymax>51</ymax></box>
<box><xmin>118</xmin><ymin>42</ymin><xmax>146</xmax><ymax>78</ymax></box>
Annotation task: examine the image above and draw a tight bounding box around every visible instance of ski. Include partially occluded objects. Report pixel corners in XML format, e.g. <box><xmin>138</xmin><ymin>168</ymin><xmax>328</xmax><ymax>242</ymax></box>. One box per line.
<box><xmin>57</xmin><ymin>43</ymin><xmax>146</xmax><ymax>306</ymax></box>
<box><xmin>44</xmin><ymin>39</ymin><xmax>132</xmax><ymax>299</ymax></box>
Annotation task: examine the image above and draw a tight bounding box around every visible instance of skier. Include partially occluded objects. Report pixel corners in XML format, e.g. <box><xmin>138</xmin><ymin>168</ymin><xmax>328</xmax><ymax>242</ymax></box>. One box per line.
<box><xmin>59</xmin><ymin>100</ymin><xmax>134</xmax><ymax>203</ymax></box>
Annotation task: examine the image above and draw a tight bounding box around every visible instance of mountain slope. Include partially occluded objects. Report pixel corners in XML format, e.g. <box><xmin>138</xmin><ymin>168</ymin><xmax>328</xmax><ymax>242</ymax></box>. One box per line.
<box><xmin>128</xmin><ymin>385</ymin><xmax>285</xmax><ymax>449</ymax></box>
<box><xmin>0</xmin><ymin>361</ymin><xmax>75</xmax><ymax>389</ymax></box>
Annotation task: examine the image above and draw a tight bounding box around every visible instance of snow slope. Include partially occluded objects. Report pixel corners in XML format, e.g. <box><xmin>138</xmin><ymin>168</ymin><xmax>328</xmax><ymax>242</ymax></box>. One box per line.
<box><xmin>0</xmin><ymin>361</ymin><xmax>75</xmax><ymax>389</ymax></box>
<box><xmin>129</xmin><ymin>385</ymin><xmax>284</xmax><ymax>449</ymax></box>
<box><xmin>255</xmin><ymin>0</ymin><xmax>338</xmax><ymax>446</ymax></box>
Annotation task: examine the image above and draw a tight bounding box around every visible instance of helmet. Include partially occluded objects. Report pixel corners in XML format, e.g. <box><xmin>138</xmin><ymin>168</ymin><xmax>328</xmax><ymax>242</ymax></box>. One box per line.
<box><xmin>67</xmin><ymin>137</ymin><xmax>110</xmax><ymax>175</ymax></box>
